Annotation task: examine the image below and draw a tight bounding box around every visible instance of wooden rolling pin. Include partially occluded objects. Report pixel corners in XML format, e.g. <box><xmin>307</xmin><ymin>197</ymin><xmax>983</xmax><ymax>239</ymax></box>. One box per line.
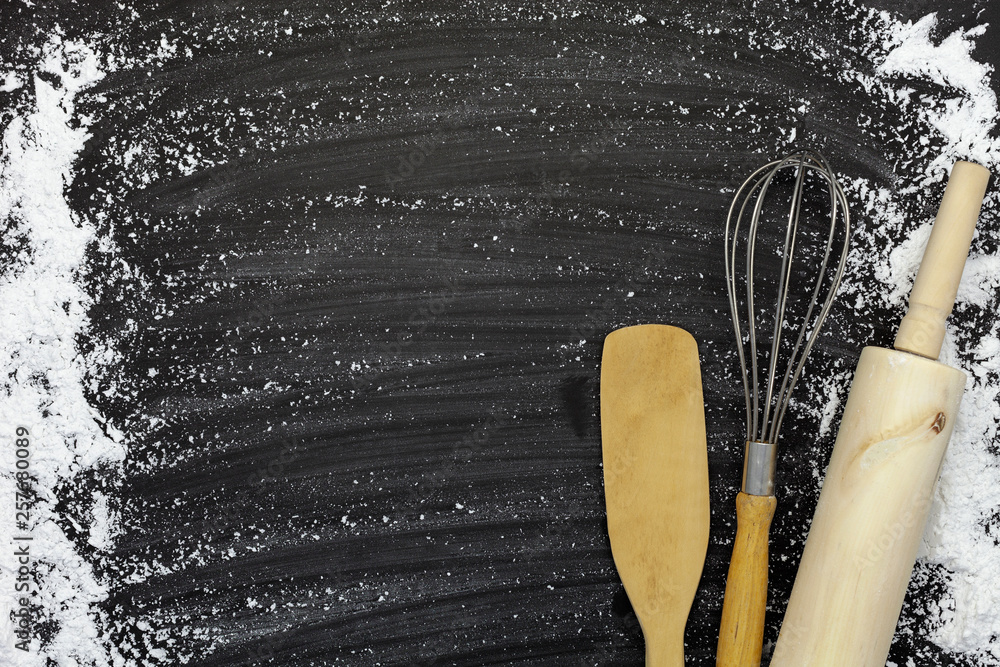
<box><xmin>770</xmin><ymin>160</ymin><xmax>991</xmax><ymax>666</ymax></box>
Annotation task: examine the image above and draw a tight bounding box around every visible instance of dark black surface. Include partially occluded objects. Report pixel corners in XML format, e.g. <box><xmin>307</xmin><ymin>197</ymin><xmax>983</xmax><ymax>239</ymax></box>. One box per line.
<box><xmin>3</xmin><ymin>1</ymin><xmax>998</xmax><ymax>665</ymax></box>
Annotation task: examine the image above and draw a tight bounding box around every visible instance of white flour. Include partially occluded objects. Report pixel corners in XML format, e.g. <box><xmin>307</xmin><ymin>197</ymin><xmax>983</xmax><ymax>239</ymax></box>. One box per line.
<box><xmin>867</xmin><ymin>12</ymin><xmax>1000</xmax><ymax>662</ymax></box>
<box><xmin>0</xmin><ymin>39</ymin><xmax>125</xmax><ymax>666</ymax></box>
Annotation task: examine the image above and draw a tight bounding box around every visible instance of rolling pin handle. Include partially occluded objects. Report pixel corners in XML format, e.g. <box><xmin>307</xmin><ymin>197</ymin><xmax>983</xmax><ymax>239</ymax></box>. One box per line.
<box><xmin>894</xmin><ymin>161</ymin><xmax>991</xmax><ymax>359</ymax></box>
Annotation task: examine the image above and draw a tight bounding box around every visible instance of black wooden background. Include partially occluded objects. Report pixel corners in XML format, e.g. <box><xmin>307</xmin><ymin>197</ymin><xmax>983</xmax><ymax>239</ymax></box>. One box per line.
<box><xmin>2</xmin><ymin>0</ymin><xmax>998</xmax><ymax>665</ymax></box>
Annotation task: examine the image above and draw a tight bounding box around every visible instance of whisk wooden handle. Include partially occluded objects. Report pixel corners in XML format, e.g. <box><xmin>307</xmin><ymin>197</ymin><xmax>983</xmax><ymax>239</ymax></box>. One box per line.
<box><xmin>717</xmin><ymin>492</ymin><xmax>776</xmax><ymax>667</ymax></box>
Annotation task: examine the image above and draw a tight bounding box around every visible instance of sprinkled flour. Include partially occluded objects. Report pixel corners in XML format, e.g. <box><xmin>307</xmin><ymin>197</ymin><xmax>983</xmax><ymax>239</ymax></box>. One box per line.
<box><xmin>0</xmin><ymin>38</ymin><xmax>125</xmax><ymax>666</ymax></box>
<box><xmin>853</xmin><ymin>12</ymin><xmax>1000</xmax><ymax>662</ymax></box>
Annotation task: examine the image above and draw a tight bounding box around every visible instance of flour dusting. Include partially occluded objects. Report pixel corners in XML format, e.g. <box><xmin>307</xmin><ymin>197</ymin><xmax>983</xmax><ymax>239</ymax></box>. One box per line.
<box><xmin>0</xmin><ymin>38</ymin><xmax>125</xmax><ymax>666</ymax></box>
<box><xmin>853</xmin><ymin>10</ymin><xmax>1000</xmax><ymax>662</ymax></box>
<box><xmin>878</xmin><ymin>15</ymin><xmax>998</xmax><ymax>175</ymax></box>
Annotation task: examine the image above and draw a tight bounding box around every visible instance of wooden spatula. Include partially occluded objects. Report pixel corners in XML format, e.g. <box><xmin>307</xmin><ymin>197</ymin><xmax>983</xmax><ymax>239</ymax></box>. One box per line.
<box><xmin>601</xmin><ymin>324</ymin><xmax>711</xmax><ymax>666</ymax></box>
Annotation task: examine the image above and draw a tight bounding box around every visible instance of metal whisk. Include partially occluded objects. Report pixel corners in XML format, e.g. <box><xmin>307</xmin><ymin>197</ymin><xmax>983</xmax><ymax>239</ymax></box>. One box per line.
<box><xmin>717</xmin><ymin>150</ymin><xmax>850</xmax><ymax>667</ymax></box>
<box><xmin>725</xmin><ymin>150</ymin><xmax>850</xmax><ymax>493</ymax></box>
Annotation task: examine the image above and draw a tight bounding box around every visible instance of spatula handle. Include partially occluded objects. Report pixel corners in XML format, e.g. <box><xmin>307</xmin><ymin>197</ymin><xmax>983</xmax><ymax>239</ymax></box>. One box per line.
<box><xmin>717</xmin><ymin>491</ymin><xmax>776</xmax><ymax>667</ymax></box>
<box><xmin>645</xmin><ymin>633</ymin><xmax>685</xmax><ymax>667</ymax></box>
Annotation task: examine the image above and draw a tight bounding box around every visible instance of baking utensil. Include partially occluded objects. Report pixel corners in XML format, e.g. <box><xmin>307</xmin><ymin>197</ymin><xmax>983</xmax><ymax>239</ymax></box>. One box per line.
<box><xmin>770</xmin><ymin>160</ymin><xmax>991</xmax><ymax>666</ymax></box>
<box><xmin>601</xmin><ymin>324</ymin><xmax>710</xmax><ymax>666</ymax></box>
<box><xmin>718</xmin><ymin>151</ymin><xmax>850</xmax><ymax>667</ymax></box>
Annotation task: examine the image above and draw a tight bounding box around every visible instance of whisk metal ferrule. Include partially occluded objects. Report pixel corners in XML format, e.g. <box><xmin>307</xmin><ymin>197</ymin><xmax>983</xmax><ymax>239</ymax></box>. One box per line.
<box><xmin>742</xmin><ymin>440</ymin><xmax>779</xmax><ymax>496</ymax></box>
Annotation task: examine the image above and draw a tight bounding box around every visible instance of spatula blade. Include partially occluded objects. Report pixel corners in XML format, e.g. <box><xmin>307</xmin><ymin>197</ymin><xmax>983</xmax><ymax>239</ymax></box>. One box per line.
<box><xmin>601</xmin><ymin>324</ymin><xmax>710</xmax><ymax>665</ymax></box>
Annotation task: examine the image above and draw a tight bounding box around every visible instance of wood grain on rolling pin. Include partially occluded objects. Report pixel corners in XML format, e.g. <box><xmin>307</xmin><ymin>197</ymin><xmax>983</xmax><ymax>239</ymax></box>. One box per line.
<box><xmin>771</xmin><ymin>347</ymin><xmax>965</xmax><ymax>667</ymax></box>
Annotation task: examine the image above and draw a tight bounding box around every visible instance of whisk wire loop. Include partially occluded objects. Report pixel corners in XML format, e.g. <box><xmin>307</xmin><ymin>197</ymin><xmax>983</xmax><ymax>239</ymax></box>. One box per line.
<box><xmin>725</xmin><ymin>150</ymin><xmax>851</xmax><ymax>446</ymax></box>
